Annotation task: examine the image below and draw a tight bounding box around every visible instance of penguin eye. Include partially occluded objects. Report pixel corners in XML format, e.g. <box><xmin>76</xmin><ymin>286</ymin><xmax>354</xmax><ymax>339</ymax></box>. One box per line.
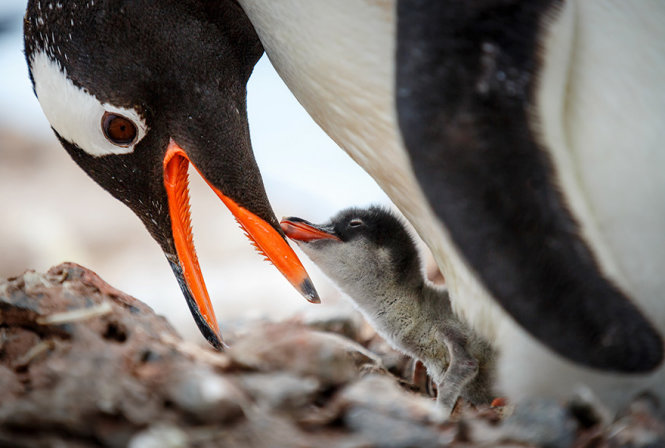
<box><xmin>102</xmin><ymin>112</ymin><xmax>138</xmax><ymax>146</ymax></box>
<box><xmin>348</xmin><ymin>219</ymin><xmax>364</xmax><ymax>228</ymax></box>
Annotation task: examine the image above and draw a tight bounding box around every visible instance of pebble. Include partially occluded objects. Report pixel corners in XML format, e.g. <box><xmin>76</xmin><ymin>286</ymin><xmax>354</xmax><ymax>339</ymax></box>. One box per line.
<box><xmin>168</xmin><ymin>368</ymin><xmax>246</xmax><ymax>423</ymax></box>
<box><xmin>128</xmin><ymin>424</ymin><xmax>188</xmax><ymax>448</ymax></box>
<box><xmin>499</xmin><ymin>399</ymin><xmax>577</xmax><ymax>448</ymax></box>
<box><xmin>238</xmin><ymin>372</ymin><xmax>320</xmax><ymax>412</ymax></box>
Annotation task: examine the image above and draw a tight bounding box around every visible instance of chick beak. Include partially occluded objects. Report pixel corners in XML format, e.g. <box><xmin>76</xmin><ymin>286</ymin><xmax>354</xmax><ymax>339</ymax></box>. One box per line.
<box><xmin>280</xmin><ymin>217</ymin><xmax>341</xmax><ymax>242</ymax></box>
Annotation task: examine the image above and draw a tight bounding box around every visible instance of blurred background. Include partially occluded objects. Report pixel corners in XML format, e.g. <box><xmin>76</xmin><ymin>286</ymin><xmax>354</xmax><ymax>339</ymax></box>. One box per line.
<box><xmin>0</xmin><ymin>2</ymin><xmax>393</xmax><ymax>343</ymax></box>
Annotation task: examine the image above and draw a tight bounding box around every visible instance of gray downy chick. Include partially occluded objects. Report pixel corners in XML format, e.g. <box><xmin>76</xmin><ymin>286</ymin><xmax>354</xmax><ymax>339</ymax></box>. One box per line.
<box><xmin>281</xmin><ymin>206</ymin><xmax>496</xmax><ymax>418</ymax></box>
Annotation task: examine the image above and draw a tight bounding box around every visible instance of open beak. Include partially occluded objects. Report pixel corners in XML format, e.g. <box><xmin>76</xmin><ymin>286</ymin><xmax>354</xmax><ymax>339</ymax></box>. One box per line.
<box><xmin>163</xmin><ymin>140</ymin><xmax>319</xmax><ymax>349</ymax></box>
<box><xmin>280</xmin><ymin>217</ymin><xmax>341</xmax><ymax>242</ymax></box>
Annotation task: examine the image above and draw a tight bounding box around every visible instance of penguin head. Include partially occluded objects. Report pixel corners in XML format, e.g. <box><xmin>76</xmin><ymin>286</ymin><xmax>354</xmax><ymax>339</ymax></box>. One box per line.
<box><xmin>24</xmin><ymin>0</ymin><xmax>319</xmax><ymax>349</ymax></box>
<box><xmin>281</xmin><ymin>206</ymin><xmax>423</xmax><ymax>291</ymax></box>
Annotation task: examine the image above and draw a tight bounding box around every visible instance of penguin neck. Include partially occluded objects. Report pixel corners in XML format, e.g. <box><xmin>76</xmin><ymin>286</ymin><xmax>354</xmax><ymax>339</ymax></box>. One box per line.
<box><xmin>236</xmin><ymin>1</ymin><xmax>431</xmax><ymax>214</ymax></box>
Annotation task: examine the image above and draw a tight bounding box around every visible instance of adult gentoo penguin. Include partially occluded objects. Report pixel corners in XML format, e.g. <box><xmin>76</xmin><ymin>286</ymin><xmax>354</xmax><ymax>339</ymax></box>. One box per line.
<box><xmin>24</xmin><ymin>0</ymin><xmax>664</xmax><ymax>411</ymax></box>
<box><xmin>23</xmin><ymin>0</ymin><xmax>321</xmax><ymax>349</ymax></box>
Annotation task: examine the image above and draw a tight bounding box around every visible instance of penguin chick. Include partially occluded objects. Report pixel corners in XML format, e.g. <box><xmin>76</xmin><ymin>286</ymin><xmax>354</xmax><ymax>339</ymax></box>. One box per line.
<box><xmin>281</xmin><ymin>206</ymin><xmax>496</xmax><ymax>418</ymax></box>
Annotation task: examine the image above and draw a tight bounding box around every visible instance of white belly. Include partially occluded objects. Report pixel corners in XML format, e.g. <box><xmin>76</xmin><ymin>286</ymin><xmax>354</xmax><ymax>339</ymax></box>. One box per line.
<box><xmin>525</xmin><ymin>0</ymin><xmax>665</xmax><ymax>406</ymax></box>
<box><xmin>239</xmin><ymin>0</ymin><xmax>665</xmax><ymax>412</ymax></box>
<box><xmin>565</xmin><ymin>1</ymin><xmax>665</xmax><ymax>314</ymax></box>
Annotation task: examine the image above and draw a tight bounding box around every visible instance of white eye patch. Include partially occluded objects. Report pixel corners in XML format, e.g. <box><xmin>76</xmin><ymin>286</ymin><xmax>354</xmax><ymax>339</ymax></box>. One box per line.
<box><xmin>30</xmin><ymin>51</ymin><xmax>148</xmax><ymax>156</ymax></box>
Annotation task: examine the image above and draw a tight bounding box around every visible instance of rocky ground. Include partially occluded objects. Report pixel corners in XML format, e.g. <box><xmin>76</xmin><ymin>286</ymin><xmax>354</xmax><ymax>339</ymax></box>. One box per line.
<box><xmin>0</xmin><ymin>263</ymin><xmax>663</xmax><ymax>448</ymax></box>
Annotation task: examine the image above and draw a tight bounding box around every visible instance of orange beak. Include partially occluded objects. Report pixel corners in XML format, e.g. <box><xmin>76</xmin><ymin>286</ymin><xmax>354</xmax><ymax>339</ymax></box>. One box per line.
<box><xmin>280</xmin><ymin>218</ymin><xmax>341</xmax><ymax>242</ymax></box>
<box><xmin>163</xmin><ymin>140</ymin><xmax>319</xmax><ymax>348</ymax></box>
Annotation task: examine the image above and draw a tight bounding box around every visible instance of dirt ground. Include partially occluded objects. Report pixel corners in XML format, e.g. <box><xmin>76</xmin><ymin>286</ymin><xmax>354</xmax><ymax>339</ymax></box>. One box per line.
<box><xmin>0</xmin><ymin>263</ymin><xmax>663</xmax><ymax>447</ymax></box>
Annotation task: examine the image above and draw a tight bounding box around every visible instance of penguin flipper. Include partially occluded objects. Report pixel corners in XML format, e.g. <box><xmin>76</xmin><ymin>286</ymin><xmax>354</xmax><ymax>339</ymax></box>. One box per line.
<box><xmin>395</xmin><ymin>0</ymin><xmax>663</xmax><ymax>372</ymax></box>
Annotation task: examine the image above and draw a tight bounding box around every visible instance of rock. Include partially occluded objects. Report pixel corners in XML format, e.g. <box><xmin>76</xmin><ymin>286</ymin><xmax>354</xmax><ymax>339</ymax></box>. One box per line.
<box><xmin>227</xmin><ymin>322</ymin><xmax>383</xmax><ymax>385</ymax></box>
<box><xmin>238</xmin><ymin>372</ymin><xmax>320</xmax><ymax>413</ymax></box>
<box><xmin>338</xmin><ymin>374</ymin><xmax>439</xmax><ymax>423</ymax></box>
<box><xmin>344</xmin><ymin>407</ymin><xmax>452</xmax><ymax>448</ymax></box>
<box><xmin>167</xmin><ymin>367</ymin><xmax>246</xmax><ymax>423</ymax></box>
<box><xmin>128</xmin><ymin>424</ymin><xmax>189</xmax><ymax>448</ymax></box>
<box><xmin>606</xmin><ymin>397</ymin><xmax>665</xmax><ymax>447</ymax></box>
<box><xmin>288</xmin><ymin>371</ymin><xmax>465</xmax><ymax>444</ymax></box>
<box><xmin>337</xmin><ymin>375</ymin><xmax>456</xmax><ymax>447</ymax></box>
<box><xmin>295</xmin><ymin>300</ymin><xmax>366</xmax><ymax>341</ymax></box>
<box><xmin>499</xmin><ymin>399</ymin><xmax>577</xmax><ymax>448</ymax></box>
<box><xmin>0</xmin><ymin>263</ymin><xmax>234</xmax><ymax>447</ymax></box>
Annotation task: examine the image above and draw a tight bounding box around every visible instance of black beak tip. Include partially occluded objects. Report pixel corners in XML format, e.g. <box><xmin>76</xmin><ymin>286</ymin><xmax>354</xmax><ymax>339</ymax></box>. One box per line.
<box><xmin>168</xmin><ymin>260</ymin><xmax>225</xmax><ymax>350</ymax></box>
<box><xmin>186</xmin><ymin>296</ymin><xmax>226</xmax><ymax>351</ymax></box>
<box><xmin>184</xmin><ymin>294</ymin><xmax>226</xmax><ymax>351</ymax></box>
<box><xmin>301</xmin><ymin>277</ymin><xmax>320</xmax><ymax>304</ymax></box>
<box><xmin>203</xmin><ymin>326</ymin><xmax>227</xmax><ymax>351</ymax></box>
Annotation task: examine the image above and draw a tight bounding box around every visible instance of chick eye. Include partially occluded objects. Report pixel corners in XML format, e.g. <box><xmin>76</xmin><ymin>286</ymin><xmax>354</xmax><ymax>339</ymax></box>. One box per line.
<box><xmin>348</xmin><ymin>219</ymin><xmax>364</xmax><ymax>228</ymax></box>
<box><xmin>102</xmin><ymin>112</ymin><xmax>138</xmax><ymax>146</ymax></box>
